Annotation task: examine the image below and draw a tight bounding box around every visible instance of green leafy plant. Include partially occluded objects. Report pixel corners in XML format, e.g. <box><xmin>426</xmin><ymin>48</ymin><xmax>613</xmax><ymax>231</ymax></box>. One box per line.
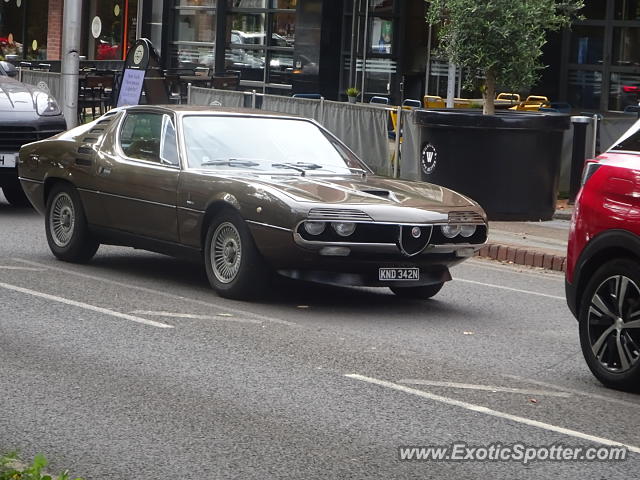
<box><xmin>426</xmin><ymin>0</ymin><xmax>583</xmax><ymax>115</ymax></box>
<box><xmin>0</xmin><ymin>453</ymin><xmax>83</xmax><ymax>480</ymax></box>
<box><xmin>345</xmin><ymin>87</ymin><xmax>360</xmax><ymax>98</ymax></box>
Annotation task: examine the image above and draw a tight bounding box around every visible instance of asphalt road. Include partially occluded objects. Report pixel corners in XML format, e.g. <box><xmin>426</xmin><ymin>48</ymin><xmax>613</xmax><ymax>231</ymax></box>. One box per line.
<box><xmin>1</xmin><ymin>198</ymin><xmax>638</xmax><ymax>479</ymax></box>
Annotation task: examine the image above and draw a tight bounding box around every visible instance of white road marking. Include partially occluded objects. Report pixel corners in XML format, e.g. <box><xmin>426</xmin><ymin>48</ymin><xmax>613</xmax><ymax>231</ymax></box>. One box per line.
<box><xmin>454</xmin><ymin>278</ymin><xmax>565</xmax><ymax>300</ymax></box>
<box><xmin>14</xmin><ymin>258</ymin><xmax>296</xmax><ymax>326</ymax></box>
<box><xmin>346</xmin><ymin>374</ymin><xmax>640</xmax><ymax>454</ymax></box>
<box><xmin>0</xmin><ymin>266</ymin><xmax>46</xmax><ymax>271</ymax></box>
<box><xmin>397</xmin><ymin>379</ymin><xmax>571</xmax><ymax>398</ymax></box>
<box><xmin>505</xmin><ymin>374</ymin><xmax>640</xmax><ymax>410</ymax></box>
<box><xmin>130</xmin><ymin>310</ymin><xmax>261</xmax><ymax>324</ymax></box>
<box><xmin>0</xmin><ymin>281</ymin><xmax>173</xmax><ymax>329</ymax></box>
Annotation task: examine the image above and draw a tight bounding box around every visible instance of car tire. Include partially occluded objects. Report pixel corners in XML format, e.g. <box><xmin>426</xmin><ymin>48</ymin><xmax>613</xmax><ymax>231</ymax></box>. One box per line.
<box><xmin>45</xmin><ymin>183</ymin><xmax>99</xmax><ymax>263</ymax></box>
<box><xmin>578</xmin><ymin>258</ymin><xmax>640</xmax><ymax>392</ymax></box>
<box><xmin>2</xmin><ymin>182</ymin><xmax>32</xmax><ymax>207</ymax></box>
<box><xmin>390</xmin><ymin>282</ymin><xmax>444</xmax><ymax>299</ymax></box>
<box><xmin>204</xmin><ymin>209</ymin><xmax>270</xmax><ymax>300</ymax></box>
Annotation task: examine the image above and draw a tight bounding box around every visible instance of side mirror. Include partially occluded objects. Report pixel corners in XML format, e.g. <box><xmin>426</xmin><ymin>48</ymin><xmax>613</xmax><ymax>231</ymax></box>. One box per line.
<box><xmin>0</xmin><ymin>61</ymin><xmax>18</xmax><ymax>78</ymax></box>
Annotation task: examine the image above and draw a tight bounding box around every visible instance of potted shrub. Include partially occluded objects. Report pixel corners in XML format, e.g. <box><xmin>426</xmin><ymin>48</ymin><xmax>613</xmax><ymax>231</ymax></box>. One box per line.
<box><xmin>346</xmin><ymin>87</ymin><xmax>360</xmax><ymax>104</ymax></box>
<box><xmin>414</xmin><ymin>0</ymin><xmax>583</xmax><ymax>220</ymax></box>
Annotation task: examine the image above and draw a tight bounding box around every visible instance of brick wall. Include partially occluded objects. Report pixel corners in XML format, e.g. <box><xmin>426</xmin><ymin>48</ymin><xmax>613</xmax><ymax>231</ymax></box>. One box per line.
<box><xmin>46</xmin><ymin>0</ymin><xmax>63</xmax><ymax>60</ymax></box>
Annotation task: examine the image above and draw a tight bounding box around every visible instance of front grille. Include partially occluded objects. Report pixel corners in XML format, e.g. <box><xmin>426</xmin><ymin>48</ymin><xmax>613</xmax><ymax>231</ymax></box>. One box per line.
<box><xmin>0</xmin><ymin>124</ymin><xmax>63</xmax><ymax>151</ymax></box>
<box><xmin>307</xmin><ymin>208</ymin><xmax>373</xmax><ymax>221</ymax></box>
<box><xmin>448</xmin><ymin>211</ymin><xmax>485</xmax><ymax>224</ymax></box>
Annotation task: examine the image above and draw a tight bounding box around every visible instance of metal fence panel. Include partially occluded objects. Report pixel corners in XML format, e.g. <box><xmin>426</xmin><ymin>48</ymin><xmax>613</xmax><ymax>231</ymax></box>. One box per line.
<box><xmin>20</xmin><ymin>70</ymin><xmax>63</xmax><ymax>105</ymax></box>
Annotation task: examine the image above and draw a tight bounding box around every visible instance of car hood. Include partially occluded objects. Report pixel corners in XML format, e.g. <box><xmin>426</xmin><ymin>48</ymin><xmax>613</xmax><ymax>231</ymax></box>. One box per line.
<box><xmin>222</xmin><ymin>173</ymin><xmax>477</xmax><ymax>209</ymax></box>
<box><xmin>0</xmin><ymin>76</ymin><xmax>40</xmax><ymax>112</ymax></box>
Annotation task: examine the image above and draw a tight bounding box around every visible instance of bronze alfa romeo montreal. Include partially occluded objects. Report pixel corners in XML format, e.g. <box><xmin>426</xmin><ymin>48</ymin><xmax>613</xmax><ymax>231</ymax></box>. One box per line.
<box><xmin>18</xmin><ymin>105</ymin><xmax>487</xmax><ymax>300</ymax></box>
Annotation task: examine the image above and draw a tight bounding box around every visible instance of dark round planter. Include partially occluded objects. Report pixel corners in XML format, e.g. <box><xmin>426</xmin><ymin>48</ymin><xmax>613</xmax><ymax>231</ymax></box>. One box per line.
<box><xmin>414</xmin><ymin>109</ymin><xmax>570</xmax><ymax>221</ymax></box>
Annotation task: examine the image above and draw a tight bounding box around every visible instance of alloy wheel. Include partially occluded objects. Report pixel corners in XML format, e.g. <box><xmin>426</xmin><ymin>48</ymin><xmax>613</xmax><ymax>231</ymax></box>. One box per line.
<box><xmin>49</xmin><ymin>192</ymin><xmax>76</xmax><ymax>248</ymax></box>
<box><xmin>211</xmin><ymin>222</ymin><xmax>243</xmax><ymax>284</ymax></box>
<box><xmin>587</xmin><ymin>275</ymin><xmax>640</xmax><ymax>373</ymax></box>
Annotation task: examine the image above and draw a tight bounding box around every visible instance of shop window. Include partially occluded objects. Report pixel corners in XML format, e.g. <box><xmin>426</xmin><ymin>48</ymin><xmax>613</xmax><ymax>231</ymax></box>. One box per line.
<box><xmin>271</xmin><ymin>0</ymin><xmax>296</xmax><ymax>8</ymax></box>
<box><xmin>25</xmin><ymin>0</ymin><xmax>48</xmax><ymax>60</ymax></box>
<box><xmin>227</xmin><ymin>0</ymin><xmax>268</xmax><ymax>8</ymax></box>
<box><xmin>609</xmin><ymin>72</ymin><xmax>640</xmax><ymax>111</ymax></box>
<box><xmin>567</xmin><ymin>70</ymin><xmax>602</xmax><ymax>110</ymax></box>
<box><xmin>270</xmin><ymin>12</ymin><xmax>295</xmax><ymax>46</ymax></box>
<box><xmin>171</xmin><ymin>0</ymin><xmax>216</xmax><ymax>68</ymax></box>
<box><xmin>370</xmin><ymin>17</ymin><xmax>392</xmax><ymax>54</ymax></box>
<box><xmin>0</xmin><ymin>1</ymin><xmax>24</xmax><ymax>60</ymax></box>
<box><xmin>613</xmin><ymin>27</ymin><xmax>640</xmax><ymax>66</ymax></box>
<box><xmin>570</xmin><ymin>26</ymin><xmax>604</xmax><ymax>65</ymax></box>
<box><xmin>369</xmin><ymin>0</ymin><xmax>393</xmax><ymax>15</ymax></box>
<box><xmin>615</xmin><ymin>0</ymin><xmax>640</xmax><ymax>20</ymax></box>
<box><xmin>581</xmin><ymin>1</ymin><xmax>607</xmax><ymax>19</ymax></box>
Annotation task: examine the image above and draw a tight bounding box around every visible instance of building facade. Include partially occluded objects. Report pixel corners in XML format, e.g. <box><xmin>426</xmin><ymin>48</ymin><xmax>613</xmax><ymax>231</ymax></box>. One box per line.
<box><xmin>1</xmin><ymin>0</ymin><xmax>639</xmax><ymax>112</ymax></box>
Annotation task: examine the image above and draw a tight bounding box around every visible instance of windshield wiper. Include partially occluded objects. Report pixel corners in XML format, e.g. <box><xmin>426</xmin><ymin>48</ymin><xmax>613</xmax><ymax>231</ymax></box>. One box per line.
<box><xmin>271</xmin><ymin>162</ymin><xmax>324</xmax><ymax>176</ymax></box>
<box><xmin>201</xmin><ymin>158</ymin><xmax>261</xmax><ymax>167</ymax></box>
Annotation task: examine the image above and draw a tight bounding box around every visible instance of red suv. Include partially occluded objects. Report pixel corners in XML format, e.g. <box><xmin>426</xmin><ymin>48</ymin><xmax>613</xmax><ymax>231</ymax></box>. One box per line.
<box><xmin>566</xmin><ymin>125</ymin><xmax>640</xmax><ymax>392</ymax></box>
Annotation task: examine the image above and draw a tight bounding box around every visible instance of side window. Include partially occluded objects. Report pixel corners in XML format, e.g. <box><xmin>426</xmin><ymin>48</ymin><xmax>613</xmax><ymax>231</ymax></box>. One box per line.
<box><xmin>160</xmin><ymin>115</ymin><xmax>180</xmax><ymax>166</ymax></box>
<box><xmin>120</xmin><ymin>112</ymin><xmax>163</xmax><ymax>162</ymax></box>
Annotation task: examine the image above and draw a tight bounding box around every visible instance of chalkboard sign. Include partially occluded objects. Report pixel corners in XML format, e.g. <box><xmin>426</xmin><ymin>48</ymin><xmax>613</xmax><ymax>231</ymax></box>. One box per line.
<box><xmin>116</xmin><ymin>38</ymin><xmax>168</xmax><ymax>107</ymax></box>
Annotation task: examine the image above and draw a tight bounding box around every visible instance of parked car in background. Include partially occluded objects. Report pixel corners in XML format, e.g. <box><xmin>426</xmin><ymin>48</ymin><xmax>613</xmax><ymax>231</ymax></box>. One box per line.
<box><xmin>0</xmin><ymin>61</ymin><xmax>66</xmax><ymax>206</ymax></box>
<box><xmin>566</xmin><ymin>122</ymin><xmax>640</xmax><ymax>392</ymax></box>
<box><xmin>18</xmin><ymin>106</ymin><xmax>488</xmax><ymax>300</ymax></box>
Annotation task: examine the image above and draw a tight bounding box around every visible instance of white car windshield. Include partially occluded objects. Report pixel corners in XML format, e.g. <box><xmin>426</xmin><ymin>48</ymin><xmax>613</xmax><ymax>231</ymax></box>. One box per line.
<box><xmin>181</xmin><ymin>115</ymin><xmax>367</xmax><ymax>174</ymax></box>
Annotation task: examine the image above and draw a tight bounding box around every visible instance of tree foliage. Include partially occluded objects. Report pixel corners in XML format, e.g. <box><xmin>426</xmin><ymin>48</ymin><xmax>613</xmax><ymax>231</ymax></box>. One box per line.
<box><xmin>426</xmin><ymin>0</ymin><xmax>583</xmax><ymax>113</ymax></box>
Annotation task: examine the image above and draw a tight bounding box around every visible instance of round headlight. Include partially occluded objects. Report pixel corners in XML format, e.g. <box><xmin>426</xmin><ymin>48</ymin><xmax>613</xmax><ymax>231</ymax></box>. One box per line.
<box><xmin>460</xmin><ymin>225</ymin><xmax>477</xmax><ymax>238</ymax></box>
<box><xmin>304</xmin><ymin>221</ymin><xmax>326</xmax><ymax>235</ymax></box>
<box><xmin>332</xmin><ymin>222</ymin><xmax>356</xmax><ymax>237</ymax></box>
<box><xmin>441</xmin><ymin>225</ymin><xmax>461</xmax><ymax>239</ymax></box>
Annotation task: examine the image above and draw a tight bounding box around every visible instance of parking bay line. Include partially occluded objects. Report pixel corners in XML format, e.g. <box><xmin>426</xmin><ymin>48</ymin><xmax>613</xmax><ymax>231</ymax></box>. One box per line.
<box><xmin>397</xmin><ymin>379</ymin><xmax>571</xmax><ymax>398</ymax></box>
<box><xmin>130</xmin><ymin>310</ymin><xmax>262</xmax><ymax>324</ymax></box>
<box><xmin>453</xmin><ymin>278</ymin><xmax>565</xmax><ymax>301</ymax></box>
<box><xmin>0</xmin><ymin>266</ymin><xmax>46</xmax><ymax>271</ymax></box>
<box><xmin>0</xmin><ymin>281</ymin><xmax>173</xmax><ymax>329</ymax></box>
<box><xmin>346</xmin><ymin>374</ymin><xmax>640</xmax><ymax>454</ymax></box>
<box><xmin>13</xmin><ymin>258</ymin><xmax>296</xmax><ymax>327</ymax></box>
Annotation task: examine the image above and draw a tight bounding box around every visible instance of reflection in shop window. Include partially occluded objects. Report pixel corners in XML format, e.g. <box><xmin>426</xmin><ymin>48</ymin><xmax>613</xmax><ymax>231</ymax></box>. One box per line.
<box><xmin>271</xmin><ymin>0</ymin><xmax>296</xmax><ymax>8</ymax></box>
<box><xmin>228</xmin><ymin>0</ymin><xmax>268</xmax><ymax>8</ymax></box>
<box><xmin>570</xmin><ymin>26</ymin><xmax>604</xmax><ymax>65</ymax></box>
<box><xmin>609</xmin><ymin>72</ymin><xmax>640</xmax><ymax>111</ymax></box>
<box><xmin>615</xmin><ymin>0</ymin><xmax>640</xmax><ymax>20</ymax></box>
<box><xmin>568</xmin><ymin>70</ymin><xmax>602</xmax><ymax>110</ymax></box>
<box><xmin>613</xmin><ymin>27</ymin><xmax>640</xmax><ymax>67</ymax></box>
<box><xmin>270</xmin><ymin>12</ymin><xmax>295</xmax><ymax>47</ymax></box>
<box><xmin>369</xmin><ymin>0</ymin><xmax>393</xmax><ymax>14</ymax></box>
<box><xmin>0</xmin><ymin>2</ymin><xmax>23</xmax><ymax>60</ymax></box>
<box><xmin>27</xmin><ymin>0</ymin><xmax>48</xmax><ymax>60</ymax></box>
<box><xmin>370</xmin><ymin>17</ymin><xmax>392</xmax><ymax>54</ymax></box>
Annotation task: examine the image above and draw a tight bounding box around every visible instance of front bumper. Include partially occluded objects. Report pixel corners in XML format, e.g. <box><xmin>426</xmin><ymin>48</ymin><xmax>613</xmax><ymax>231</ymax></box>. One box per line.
<box><xmin>249</xmin><ymin>221</ymin><xmax>483</xmax><ymax>287</ymax></box>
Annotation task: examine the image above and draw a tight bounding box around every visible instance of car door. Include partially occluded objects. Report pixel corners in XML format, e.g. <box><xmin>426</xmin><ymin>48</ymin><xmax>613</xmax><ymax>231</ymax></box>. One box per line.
<box><xmin>93</xmin><ymin>110</ymin><xmax>180</xmax><ymax>242</ymax></box>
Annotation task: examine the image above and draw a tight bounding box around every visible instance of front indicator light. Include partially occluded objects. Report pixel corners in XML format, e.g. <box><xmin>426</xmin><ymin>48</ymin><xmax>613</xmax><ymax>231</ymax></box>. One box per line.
<box><xmin>304</xmin><ymin>221</ymin><xmax>326</xmax><ymax>235</ymax></box>
<box><xmin>460</xmin><ymin>225</ymin><xmax>477</xmax><ymax>238</ymax></box>
<box><xmin>441</xmin><ymin>225</ymin><xmax>461</xmax><ymax>238</ymax></box>
<box><xmin>332</xmin><ymin>222</ymin><xmax>356</xmax><ymax>237</ymax></box>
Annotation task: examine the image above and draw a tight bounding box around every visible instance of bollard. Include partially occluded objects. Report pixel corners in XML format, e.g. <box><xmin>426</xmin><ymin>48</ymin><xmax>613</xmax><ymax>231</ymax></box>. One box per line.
<box><xmin>569</xmin><ymin>116</ymin><xmax>592</xmax><ymax>203</ymax></box>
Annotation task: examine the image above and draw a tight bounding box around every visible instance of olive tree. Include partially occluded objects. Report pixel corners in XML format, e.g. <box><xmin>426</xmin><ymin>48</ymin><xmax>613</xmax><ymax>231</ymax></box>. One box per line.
<box><xmin>426</xmin><ymin>0</ymin><xmax>583</xmax><ymax>114</ymax></box>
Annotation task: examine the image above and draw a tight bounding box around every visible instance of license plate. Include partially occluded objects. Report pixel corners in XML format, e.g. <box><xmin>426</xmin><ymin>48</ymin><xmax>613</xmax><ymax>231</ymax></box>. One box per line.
<box><xmin>379</xmin><ymin>267</ymin><xmax>420</xmax><ymax>281</ymax></box>
<box><xmin>0</xmin><ymin>153</ymin><xmax>17</xmax><ymax>168</ymax></box>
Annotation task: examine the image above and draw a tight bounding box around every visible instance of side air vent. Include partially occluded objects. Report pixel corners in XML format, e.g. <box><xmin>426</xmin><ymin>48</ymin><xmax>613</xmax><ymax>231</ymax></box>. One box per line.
<box><xmin>307</xmin><ymin>208</ymin><xmax>373</xmax><ymax>221</ymax></box>
<box><xmin>75</xmin><ymin>158</ymin><xmax>93</xmax><ymax>167</ymax></box>
<box><xmin>82</xmin><ymin>137</ymin><xmax>98</xmax><ymax>144</ymax></box>
<box><xmin>97</xmin><ymin>119</ymin><xmax>112</xmax><ymax>125</ymax></box>
<box><xmin>77</xmin><ymin>146</ymin><xmax>93</xmax><ymax>155</ymax></box>
<box><xmin>89</xmin><ymin>128</ymin><xmax>104</xmax><ymax>134</ymax></box>
<box><xmin>448</xmin><ymin>211</ymin><xmax>485</xmax><ymax>224</ymax></box>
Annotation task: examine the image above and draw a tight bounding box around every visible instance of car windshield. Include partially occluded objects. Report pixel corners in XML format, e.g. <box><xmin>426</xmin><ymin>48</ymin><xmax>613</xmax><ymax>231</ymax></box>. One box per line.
<box><xmin>181</xmin><ymin>115</ymin><xmax>367</xmax><ymax>174</ymax></box>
